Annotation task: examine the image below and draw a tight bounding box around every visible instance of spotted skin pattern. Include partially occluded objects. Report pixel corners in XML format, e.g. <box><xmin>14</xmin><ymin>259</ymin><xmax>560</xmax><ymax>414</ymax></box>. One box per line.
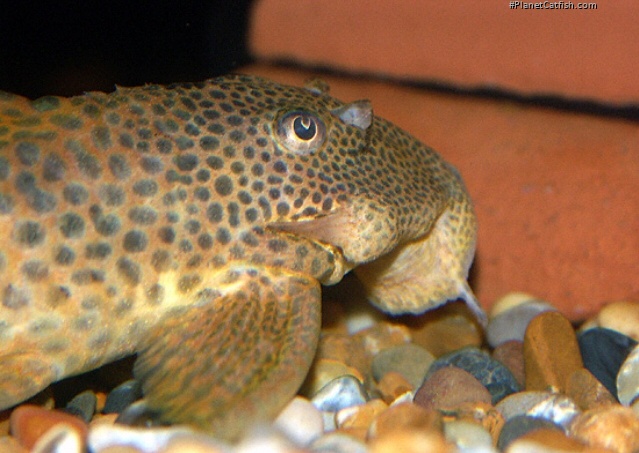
<box><xmin>0</xmin><ymin>75</ymin><xmax>483</xmax><ymax>438</ymax></box>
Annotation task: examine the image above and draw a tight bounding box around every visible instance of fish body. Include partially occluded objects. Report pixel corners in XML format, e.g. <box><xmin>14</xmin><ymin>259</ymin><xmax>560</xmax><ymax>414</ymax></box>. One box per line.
<box><xmin>0</xmin><ymin>75</ymin><xmax>482</xmax><ymax>438</ymax></box>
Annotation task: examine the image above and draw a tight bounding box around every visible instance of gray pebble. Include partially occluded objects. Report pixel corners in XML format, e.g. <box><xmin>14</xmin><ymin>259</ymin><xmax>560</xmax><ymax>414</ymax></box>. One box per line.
<box><xmin>103</xmin><ymin>379</ymin><xmax>143</xmax><ymax>414</ymax></box>
<box><xmin>371</xmin><ymin>343</ymin><xmax>435</xmax><ymax>389</ymax></box>
<box><xmin>578</xmin><ymin>327</ymin><xmax>637</xmax><ymax>399</ymax></box>
<box><xmin>487</xmin><ymin>300</ymin><xmax>556</xmax><ymax>348</ymax></box>
<box><xmin>64</xmin><ymin>390</ymin><xmax>97</xmax><ymax>423</ymax></box>
<box><xmin>115</xmin><ymin>400</ymin><xmax>162</xmax><ymax>428</ymax></box>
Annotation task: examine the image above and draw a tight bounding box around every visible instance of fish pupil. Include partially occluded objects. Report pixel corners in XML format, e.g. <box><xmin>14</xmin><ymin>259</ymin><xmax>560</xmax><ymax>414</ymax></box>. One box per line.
<box><xmin>293</xmin><ymin>115</ymin><xmax>316</xmax><ymax>141</ymax></box>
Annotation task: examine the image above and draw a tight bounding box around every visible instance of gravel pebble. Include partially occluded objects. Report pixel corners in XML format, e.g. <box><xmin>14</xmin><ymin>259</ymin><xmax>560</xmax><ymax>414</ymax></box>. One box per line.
<box><xmin>274</xmin><ymin>396</ymin><xmax>324</xmax><ymax>446</ymax></box>
<box><xmin>444</xmin><ymin>420</ymin><xmax>495</xmax><ymax>451</ymax></box>
<box><xmin>314</xmin><ymin>334</ymin><xmax>370</xmax><ymax>380</ymax></box>
<box><xmin>64</xmin><ymin>390</ymin><xmax>97</xmax><ymax>423</ymax></box>
<box><xmin>414</xmin><ymin>367</ymin><xmax>492</xmax><ymax>411</ymax></box>
<box><xmin>492</xmin><ymin>341</ymin><xmax>525</xmax><ymax>388</ymax></box>
<box><xmin>569</xmin><ymin>405</ymin><xmax>639</xmax><ymax>453</ymax></box>
<box><xmin>10</xmin><ymin>405</ymin><xmax>88</xmax><ymax>451</ymax></box>
<box><xmin>32</xmin><ymin>424</ymin><xmax>83</xmax><ymax>453</ymax></box>
<box><xmin>577</xmin><ymin>327</ymin><xmax>637</xmax><ymax>399</ymax></box>
<box><xmin>376</xmin><ymin>371</ymin><xmax>413</xmax><ymax>404</ymax></box>
<box><xmin>505</xmin><ymin>428</ymin><xmax>589</xmax><ymax>452</ymax></box>
<box><xmin>368</xmin><ymin>402</ymin><xmax>442</xmax><ymax>439</ymax></box>
<box><xmin>404</xmin><ymin>302</ymin><xmax>483</xmax><ymax>357</ymax></box>
<box><xmin>369</xmin><ymin>430</ymin><xmax>453</xmax><ymax>453</ymax></box>
<box><xmin>496</xmin><ymin>415</ymin><xmax>563</xmax><ymax>451</ymax></box>
<box><xmin>302</xmin><ymin>358</ymin><xmax>366</xmax><ymax>398</ymax></box>
<box><xmin>88</xmin><ymin>424</ymin><xmax>195</xmax><ymax>453</ymax></box>
<box><xmin>235</xmin><ymin>428</ymin><xmax>300</xmax><ymax>453</ymax></box>
<box><xmin>371</xmin><ymin>343</ymin><xmax>435</xmax><ymax>389</ymax></box>
<box><xmin>523</xmin><ymin>311</ymin><xmax>583</xmax><ymax>393</ymax></box>
<box><xmin>336</xmin><ymin>399</ymin><xmax>387</xmax><ymax>431</ymax></box>
<box><xmin>591</xmin><ymin>300</ymin><xmax>639</xmax><ymax>341</ymax></box>
<box><xmin>487</xmin><ymin>296</ymin><xmax>556</xmax><ymax>348</ymax></box>
<box><xmin>311</xmin><ymin>432</ymin><xmax>369</xmax><ymax>453</ymax></box>
<box><xmin>354</xmin><ymin>322</ymin><xmax>411</xmax><ymax>356</ymax></box>
<box><xmin>311</xmin><ymin>375</ymin><xmax>369</xmax><ymax>412</ymax></box>
<box><xmin>162</xmin><ymin>433</ymin><xmax>231</xmax><ymax>453</ymax></box>
<box><xmin>566</xmin><ymin>368</ymin><xmax>617</xmax><ymax>410</ymax></box>
<box><xmin>496</xmin><ymin>391</ymin><xmax>579</xmax><ymax>428</ymax></box>
<box><xmin>102</xmin><ymin>380</ymin><xmax>143</xmax><ymax>415</ymax></box>
<box><xmin>424</xmin><ymin>346</ymin><xmax>520</xmax><ymax>404</ymax></box>
<box><xmin>617</xmin><ymin>344</ymin><xmax>639</xmax><ymax>406</ymax></box>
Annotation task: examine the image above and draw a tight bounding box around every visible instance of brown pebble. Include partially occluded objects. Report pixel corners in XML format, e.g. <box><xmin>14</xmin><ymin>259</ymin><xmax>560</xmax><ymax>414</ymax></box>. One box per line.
<box><xmin>368</xmin><ymin>402</ymin><xmax>442</xmax><ymax>439</ymax></box>
<box><xmin>569</xmin><ymin>406</ymin><xmax>639</xmax><ymax>453</ymax></box>
<box><xmin>336</xmin><ymin>399</ymin><xmax>388</xmax><ymax>431</ymax></box>
<box><xmin>354</xmin><ymin>321</ymin><xmax>412</xmax><ymax>356</ymax></box>
<box><xmin>452</xmin><ymin>402</ymin><xmax>505</xmax><ymax>444</ymax></box>
<box><xmin>414</xmin><ymin>367</ymin><xmax>492</xmax><ymax>412</ymax></box>
<box><xmin>376</xmin><ymin>371</ymin><xmax>414</xmax><ymax>404</ymax></box>
<box><xmin>0</xmin><ymin>436</ymin><xmax>26</xmax><ymax>453</ymax></box>
<box><xmin>94</xmin><ymin>391</ymin><xmax>108</xmax><ymax>414</ymax></box>
<box><xmin>10</xmin><ymin>404</ymin><xmax>88</xmax><ymax>450</ymax></box>
<box><xmin>505</xmin><ymin>428</ymin><xmax>590</xmax><ymax>452</ymax></box>
<box><xmin>89</xmin><ymin>413</ymin><xmax>119</xmax><ymax>427</ymax></box>
<box><xmin>567</xmin><ymin>368</ymin><xmax>617</xmax><ymax>411</ymax></box>
<box><xmin>334</xmin><ymin>427</ymin><xmax>369</xmax><ymax>443</ymax></box>
<box><xmin>163</xmin><ymin>435</ymin><xmax>230</xmax><ymax>453</ymax></box>
<box><xmin>524</xmin><ymin>311</ymin><xmax>583</xmax><ymax>393</ymax></box>
<box><xmin>300</xmin><ymin>358</ymin><xmax>365</xmax><ymax>397</ymax></box>
<box><xmin>493</xmin><ymin>340</ymin><xmax>525</xmax><ymax>387</ymax></box>
<box><xmin>403</xmin><ymin>302</ymin><xmax>483</xmax><ymax>357</ymax></box>
<box><xmin>369</xmin><ymin>430</ymin><xmax>454</xmax><ymax>453</ymax></box>
<box><xmin>315</xmin><ymin>333</ymin><xmax>370</xmax><ymax>378</ymax></box>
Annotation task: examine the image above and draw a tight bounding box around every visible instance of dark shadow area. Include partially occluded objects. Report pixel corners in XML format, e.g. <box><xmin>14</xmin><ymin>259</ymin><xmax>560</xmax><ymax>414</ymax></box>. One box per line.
<box><xmin>0</xmin><ymin>0</ymin><xmax>254</xmax><ymax>98</ymax></box>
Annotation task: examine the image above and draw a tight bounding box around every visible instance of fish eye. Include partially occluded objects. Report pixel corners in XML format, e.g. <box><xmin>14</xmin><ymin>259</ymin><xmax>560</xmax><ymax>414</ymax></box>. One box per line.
<box><xmin>277</xmin><ymin>110</ymin><xmax>326</xmax><ymax>154</ymax></box>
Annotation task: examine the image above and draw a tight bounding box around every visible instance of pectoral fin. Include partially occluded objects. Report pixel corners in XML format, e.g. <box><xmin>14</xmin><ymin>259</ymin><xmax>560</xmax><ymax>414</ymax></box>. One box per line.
<box><xmin>133</xmin><ymin>266</ymin><xmax>321</xmax><ymax>440</ymax></box>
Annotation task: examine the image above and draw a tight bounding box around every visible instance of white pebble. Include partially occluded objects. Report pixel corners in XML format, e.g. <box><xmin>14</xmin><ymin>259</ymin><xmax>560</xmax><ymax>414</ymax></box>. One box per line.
<box><xmin>444</xmin><ymin>420</ymin><xmax>496</xmax><ymax>452</ymax></box>
<box><xmin>162</xmin><ymin>432</ymin><xmax>232</xmax><ymax>453</ymax></box>
<box><xmin>389</xmin><ymin>391</ymin><xmax>413</xmax><ymax>406</ymax></box>
<box><xmin>236</xmin><ymin>427</ymin><xmax>299</xmax><ymax>453</ymax></box>
<box><xmin>311</xmin><ymin>432</ymin><xmax>369</xmax><ymax>453</ymax></box>
<box><xmin>274</xmin><ymin>396</ymin><xmax>324</xmax><ymax>446</ymax></box>
<box><xmin>496</xmin><ymin>391</ymin><xmax>579</xmax><ymax>428</ymax></box>
<box><xmin>322</xmin><ymin>411</ymin><xmax>337</xmax><ymax>432</ymax></box>
<box><xmin>617</xmin><ymin>344</ymin><xmax>639</xmax><ymax>406</ymax></box>
<box><xmin>594</xmin><ymin>300</ymin><xmax>639</xmax><ymax>341</ymax></box>
<box><xmin>33</xmin><ymin>424</ymin><xmax>83</xmax><ymax>453</ymax></box>
<box><xmin>311</xmin><ymin>375</ymin><xmax>368</xmax><ymax>412</ymax></box>
<box><xmin>88</xmin><ymin>424</ymin><xmax>195</xmax><ymax>452</ymax></box>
